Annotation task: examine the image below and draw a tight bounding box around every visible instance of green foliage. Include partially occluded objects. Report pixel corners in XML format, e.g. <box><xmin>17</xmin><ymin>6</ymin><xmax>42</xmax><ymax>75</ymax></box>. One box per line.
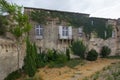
<box><xmin>66</xmin><ymin>48</ymin><xmax>70</xmax><ymax>60</ymax></box>
<box><xmin>36</xmin><ymin>52</ymin><xmax>48</xmax><ymax>68</ymax></box>
<box><xmin>90</xmin><ymin>18</ymin><xmax>113</xmax><ymax>39</ymax></box>
<box><xmin>47</xmin><ymin>49</ymin><xmax>67</xmax><ymax>63</ymax></box>
<box><xmin>86</xmin><ymin>49</ymin><xmax>98</xmax><ymax>61</ymax></box>
<box><xmin>30</xmin><ymin>10</ymin><xmax>89</xmax><ymax>27</ymax></box>
<box><xmin>31</xmin><ymin>10</ymin><xmax>49</xmax><ymax>24</ymax></box>
<box><xmin>0</xmin><ymin>0</ymin><xmax>32</xmax><ymax>70</ymax></box>
<box><xmin>24</xmin><ymin>37</ymin><xmax>37</xmax><ymax>77</ymax></box>
<box><xmin>107</xmin><ymin>56</ymin><xmax>120</xmax><ymax>59</ymax></box>
<box><xmin>4</xmin><ymin>70</ymin><xmax>21</xmax><ymax>80</ymax></box>
<box><xmin>100</xmin><ymin>46</ymin><xmax>111</xmax><ymax>58</ymax></box>
<box><xmin>70</xmin><ymin>40</ymin><xmax>86</xmax><ymax>59</ymax></box>
<box><xmin>106</xmin><ymin>25</ymin><xmax>113</xmax><ymax>39</ymax></box>
<box><xmin>66</xmin><ymin>59</ymin><xmax>85</xmax><ymax>68</ymax></box>
<box><xmin>0</xmin><ymin>15</ymin><xmax>7</xmax><ymax>35</ymax></box>
<box><xmin>30</xmin><ymin>10</ymin><xmax>113</xmax><ymax>40</ymax></box>
<box><xmin>36</xmin><ymin>49</ymin><xmax>68</xmax><ymax>68</ymax></box>
<box><xmin>24</xmin><ymin>73</ymin><xmax>43</xmax><ymax>80</ymax></box>
<box><xmin>0</xmin><ymin>0</ymin><xmax>16</xmax><ymax>14</ymax></box>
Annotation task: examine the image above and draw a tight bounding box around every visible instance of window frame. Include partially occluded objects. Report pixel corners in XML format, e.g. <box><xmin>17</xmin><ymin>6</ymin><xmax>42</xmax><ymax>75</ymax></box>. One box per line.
<box><xmin>35</xmin><ymin>24</ymin><xmax>43</xmax><ymax>39</ymax></box>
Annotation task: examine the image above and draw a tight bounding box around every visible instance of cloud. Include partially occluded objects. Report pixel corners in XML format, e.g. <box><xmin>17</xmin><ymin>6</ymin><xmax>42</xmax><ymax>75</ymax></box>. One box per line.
<box><xmin>7</xmin><ymin>0</ymin><xmax>120</xmax><ymax>19</ymax></box>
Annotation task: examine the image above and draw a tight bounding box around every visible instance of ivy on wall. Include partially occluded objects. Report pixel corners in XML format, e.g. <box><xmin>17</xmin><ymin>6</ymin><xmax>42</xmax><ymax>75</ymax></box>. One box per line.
<box><xmin>30</xmin><ymin>9</ymin><xmax>113</xmax><ymax>40</ymax></box>
<box><xmin>30</xmin><ymin>9</ymin><xmax>89</xmax><ymax>27</ymax></box>
<box><xmin>90</xmin><ymin>18</ymin><xmax>113</xmax><ymax>40</ymax></box>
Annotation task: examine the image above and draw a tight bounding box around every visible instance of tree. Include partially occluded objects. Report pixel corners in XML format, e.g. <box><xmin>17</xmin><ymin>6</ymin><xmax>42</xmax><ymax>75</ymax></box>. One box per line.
<box><xmin>0</xmin><ymin>0</ymin><xmax>32</xmax><ymax>69</ymax></box>
<box><xmin>24</xmin><ymin>37</ymin><xmax>37</xmax><ymax>77</ymax></box>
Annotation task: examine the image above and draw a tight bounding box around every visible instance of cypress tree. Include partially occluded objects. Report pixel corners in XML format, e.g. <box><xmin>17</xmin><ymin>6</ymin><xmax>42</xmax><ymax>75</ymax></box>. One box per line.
<box><xmin>24</xmin><ymin>37</ymin><xmax>37</xmax><ymax>77</ymax></box>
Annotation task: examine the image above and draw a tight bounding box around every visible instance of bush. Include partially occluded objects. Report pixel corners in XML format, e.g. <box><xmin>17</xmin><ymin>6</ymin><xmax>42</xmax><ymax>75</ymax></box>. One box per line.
<box><xmin>86</xmin><ymin>49</ymin><xmax>98</xmax><ymax>61</ymax></box>
<box><xmin>4</xmin><ymin>70</ymin><xmax>21</xmax><ymax>80</ymax></box>
<box><xmin>36</xmin><ymin>49</ymin><xmax>67</xmax><ymax>68</ymax></box>
<box><xmin>36</xmin><ymin>52</ymin><xmax>48</xmax><ymax>68</ymax></box>
<box><xmin>70</xmin><ymin>40</ymin><xmax>86</xmax><ymax>59</ymax></box>
<box><xmin>66</xmin><ymin>48</ymin><xmax>70</xmax><ymax>60</ymax></box>
<box><xmin>100</xmin><ymin>46</ymin><xmax>111</xmax><ymax>58</ymax></box>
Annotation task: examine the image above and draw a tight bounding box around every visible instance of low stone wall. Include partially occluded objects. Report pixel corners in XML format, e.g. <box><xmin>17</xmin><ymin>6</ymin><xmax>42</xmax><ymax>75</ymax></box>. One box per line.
<box><xmin>0</xmin><ymin>38</ymin><xmax>25</xmax><ymax>80</ymax></box>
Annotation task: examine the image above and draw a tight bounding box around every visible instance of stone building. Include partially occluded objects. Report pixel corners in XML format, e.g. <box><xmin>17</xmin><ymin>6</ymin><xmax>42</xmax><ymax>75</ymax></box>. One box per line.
<box><xmin>24</xmin><ymin>7</ymin><xmax>89</xmax><ymax>52</ymax></box>
<box><xmin>24</xmin><ymin>7</ymin><xmax>120</xmax><ymax>55</ymax></box>
<box><xmin>0</xmin><ymin>7</ymin><xmax>120</xmax><ymax>80</ymax></box>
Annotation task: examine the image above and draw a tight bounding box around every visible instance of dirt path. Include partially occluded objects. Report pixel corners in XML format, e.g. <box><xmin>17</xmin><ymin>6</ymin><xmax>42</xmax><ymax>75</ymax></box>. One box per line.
<box><xmin>38</xmin><ymin>59</ymin><xmax>120</xmax><ymax>80</ymax></box>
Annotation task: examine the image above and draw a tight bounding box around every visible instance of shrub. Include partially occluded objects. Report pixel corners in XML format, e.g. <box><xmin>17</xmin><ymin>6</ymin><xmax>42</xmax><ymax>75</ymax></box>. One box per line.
<box><xmin>66</xmin><ymin>48</ymin><xmax>70</xmax><ymax>60</ymax></box>
<box><xmin>4</xmin><ymin>70</ymin><xmax>21</xmax><ymax>80</ymax></box>
<box><xmin>36</xmin><ymin>49</ymin><xmax>67</xmax><ymax>68</ymax></box>
<box><xmin>100</xmin><ymin>46</ymin><xmax>111</xmax><ymax>58</ymax></box>
<box><xmin>36</xmin><ymin>52</ymin><xmax>48</xmax><ymax>68</ymax></box>
<box><xmin>47</xmin><ymin>49</ymin><xmax>58</xmax><ymax>62</ymax></box>
<box><xmin>23</xmin><ymin>37</ymin><xmax>37</xmax><ymax>77</ymax></box>
<box><xmin>55</xmin><ymin>53</ymin><xmax>67</xmax><ymax>63</ymax></box>
<box><xmin>86</xmin><ymin>49</ymin><xmax>98</xmax><ymax>61</ymax></box>
<box><xmin>70</xmin><ymin>40</ymin><xmax>86</xmax><ymax>59</ymax></box>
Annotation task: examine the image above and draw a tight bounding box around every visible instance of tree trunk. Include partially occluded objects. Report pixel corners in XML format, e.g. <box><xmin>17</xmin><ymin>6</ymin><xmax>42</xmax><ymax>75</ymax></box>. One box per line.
<box><xmin>16</xmin><ymin>42</ymin><xmax>20</xmax><ymax>69</ymax></box>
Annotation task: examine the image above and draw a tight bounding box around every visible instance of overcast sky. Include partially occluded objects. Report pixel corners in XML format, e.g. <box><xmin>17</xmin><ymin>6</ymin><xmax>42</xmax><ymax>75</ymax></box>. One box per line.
<box><xmin>7</xmin><ymin>0</ymin><xmax>120</xmax><ymax>19</ymax></box>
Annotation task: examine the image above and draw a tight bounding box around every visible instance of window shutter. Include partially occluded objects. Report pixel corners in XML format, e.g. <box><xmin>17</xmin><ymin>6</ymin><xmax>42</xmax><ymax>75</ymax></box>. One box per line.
<box><xmin>69</xmin><ymin>26</ymin><xmax>72</xmax><ymax>39</ymax></box>
<box><xmin>59</xmin><ymin>26</ymin><xmax>63</xmax><ymax>39</ymax></box>
<box><xmin>78</xmin><ymin>28</ymin><xmax>82</xmax><ymax>33</ymax></box>
<box><xmin>104</xmin><ymin>31</ymin><xmax>107</xmax><ymax>38</ymax></box>
<box><xmin>112</xmin><ymin>31</ymin><xmax>115</xmax><ymax>38</ymax></box>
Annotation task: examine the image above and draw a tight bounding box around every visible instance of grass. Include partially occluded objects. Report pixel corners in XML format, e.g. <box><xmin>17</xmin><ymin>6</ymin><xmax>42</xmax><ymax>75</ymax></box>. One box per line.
<box><xmin>107</xmin><ymin>56</ymin><xmax>120</xmax><ymax>59</ymax></box>
<box><xmin>47</xmin><ymin>59</ymin><xmax>86</xmax><ymax>68</ymax></box>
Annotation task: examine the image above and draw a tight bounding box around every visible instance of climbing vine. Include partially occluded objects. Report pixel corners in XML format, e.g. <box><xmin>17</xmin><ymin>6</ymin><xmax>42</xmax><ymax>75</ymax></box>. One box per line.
<box><xmin>90</xmin><ymin>18</ymin><xmax>113</xmax><ymax>39</ymax></box>
<box><xmin>30</xmin><ymin>9</ymin><xmax>113</xmax><ymax>40</ymax></box>
<box><xmin>30</xmin><ymin>9</ymin><xmax>89</xmax><ymax>27</ymax></box>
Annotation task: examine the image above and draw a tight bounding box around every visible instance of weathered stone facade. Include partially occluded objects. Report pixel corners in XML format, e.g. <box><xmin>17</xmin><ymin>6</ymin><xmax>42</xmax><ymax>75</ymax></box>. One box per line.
<box><xmin>0</xmin><ymin>7</ymin><xmax>120</xmax><ymax>80</ymax></box>
<box><xmin>24</xmin><ymin>7</ymin><xmax>88</xmax><ymax>52</ymax></box>
<box><xmin>24</xmin><ymin>7</ymin><xmax>120</xmax><ymax>56</ymax></box>
<box><xmin>0</xmin><ymin>37</ymin><xmax>25</xmax><ymax>80</ymax></box>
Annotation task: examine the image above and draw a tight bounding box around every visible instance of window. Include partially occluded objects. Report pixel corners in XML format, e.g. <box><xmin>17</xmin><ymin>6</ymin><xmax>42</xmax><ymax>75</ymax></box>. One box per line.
<box><xmin>35</xmin><ymin>24</ymin><xmax>43</xmax><ymax>39</ymax></box>
<box><xmin>62</xmin><ymin>27</ymin><xmax>69</xmax><ymax>36</ymax></box>
<box><xmin>91</xmin><ymin>20</ymin><xmax>94</xmax><ymax>25</ymax></box>
<box><xmin>78</xmin><ymin>28</ymin><xmax>83</xmax><ymax>37</ymax></box>
<box><xmin>112</xmin><ymin>31</ymin><xmax>115</xmax><ymax>38</ymax></box>
<box><xmin>59</xmin><ymin>26</ymin><xmax>72</xmax><ymax>39</ymax></box>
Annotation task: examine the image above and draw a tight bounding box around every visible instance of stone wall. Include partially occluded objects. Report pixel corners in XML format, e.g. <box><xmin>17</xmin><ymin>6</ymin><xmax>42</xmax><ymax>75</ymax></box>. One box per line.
<box><xmin>0</xmin><ymin>37</ymin><xmax>25</xmax><ymax>80</ymax></box>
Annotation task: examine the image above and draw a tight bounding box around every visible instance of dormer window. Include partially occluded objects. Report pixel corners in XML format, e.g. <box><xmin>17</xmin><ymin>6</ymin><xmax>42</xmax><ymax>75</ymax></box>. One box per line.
<box><xmin>35</xmin><ymin>24</ymin><xmax>43</xmax><ymax>39</ymax></box>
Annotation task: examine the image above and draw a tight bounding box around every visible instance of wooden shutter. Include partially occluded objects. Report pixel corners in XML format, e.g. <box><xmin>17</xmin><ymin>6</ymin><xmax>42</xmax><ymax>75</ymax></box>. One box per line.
<box><xmin>69</xmin><ymin>26</ymin><xmax>72</xmax><ymax>39</ymax></box>
<box><xmin>112</xmin><ymin>31</ymin><xmax>115</xmax><ymax>38</ymax></box>
<box><xmin>78</xmin><ymin>28</ymin><xmax>82</xmax><ymax>33</ymax></box>
<box><xmin>59</xmin><ymin>26</ymin><xmax>63</xmax><ymax>39</ymax></box>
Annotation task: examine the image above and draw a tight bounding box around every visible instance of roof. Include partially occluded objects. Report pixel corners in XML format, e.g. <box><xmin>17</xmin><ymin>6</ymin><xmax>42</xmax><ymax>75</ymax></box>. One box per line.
<box><xmin>24</xmin><ymin>7</ymin><xmax>90</xmax><ymax>16</ymax></box>
<box><xmin>90</xmin><ymin>17</ymin><xmax>117</xmax><ymax>21</ymax></box>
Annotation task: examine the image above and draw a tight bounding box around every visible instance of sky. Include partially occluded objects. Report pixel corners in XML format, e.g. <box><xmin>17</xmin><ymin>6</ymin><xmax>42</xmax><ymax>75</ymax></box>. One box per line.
<box><xmin>7</xmin><ymin>0</ymin><xmax>120</xmax><ymax>19</ymax></box>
